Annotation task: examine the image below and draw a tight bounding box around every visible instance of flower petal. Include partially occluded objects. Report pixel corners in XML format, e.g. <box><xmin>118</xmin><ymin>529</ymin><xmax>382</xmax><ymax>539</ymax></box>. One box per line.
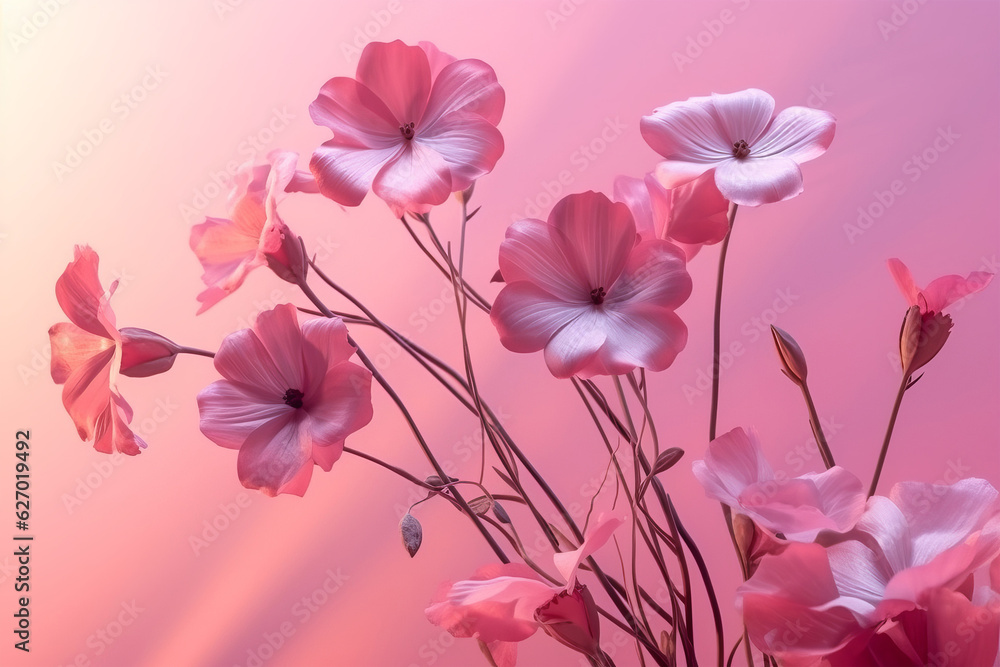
<box><xmin>309</xmin><ymin>140</ymin><xmax>403</xmax><ymax>208</ymax></box>
<box><xmin>49</xmin><ymin>322</ymin><xmax>114</xmax><ymax>385</ymax></box>
<box><xmin>372</xmin><ymin>141</ymin><xmax>453</xmax><ymax>215</ymax></box>
<box><xmin>356</xmin><ymin>40</ymin><xmax>431</xmax><ymax>126</ymax></box>
<box><xmin>214</xmin><ymin>326</ymin><xmax>289</xmax><ymax>400</ymax></box>
<box><xmin>714</xmin><ymin>155</ymin><xmax>804</xmax><ymax>206</ymax></box>
<box><xmin>491</xmin><ymin>282</ymin><xmax>584</xmax><ymax>354</ymax></box>
<box><xmin>236</xmin><ymin>412</ymin><xmax>312</xmax><ymax>496</ymax></box>
<box><xmin>887</xmin><ymin>258</ymin><xmax>921</xmax><ymax>307</ymax></box>
<box><xmin>543</xmin><ymin>308</ymin><xmax>606</xmax><ymax>379</ymax></box>
<box><xmin>553</xmin><ymin>515</ymin><xmax>623</xmax><ymax>588</ymax></box>
<box><xmin>497</xmin><ymin>219</ymin><xmax>585</xmax><ymax>302</ymax></box>
<box><xmin>709</xmin><ymin>88</ymin><xmax>776</xmax><ymax>146</ymax></box>
<box><xmin>416</xmin><ymin>113</ymin><xmax>504</xmax><ymax>192</ymax></box>
<box><xmin>197</xmin><ymin>380</ymin><xmax>291</xmax><ymax>450</ymax></box>
<box><xmin>422</xmin><ymin>57</ymin><xmax>505</xmax><ymax>127</ymax></box>
<box><xmin>252</xmin><ymin>304</ymin><xmax>306</xmax><ymax>392</ymax></box>
<box><xmin>693</xmin><ymin>427</ymin><xmax>773</xmax><ymax>507</ymax></box>
<box><xmin>662</xmin><ymin>171</ymin><xmax>730</xmax><ymax>246</ymax></box>
<box><xmin>640</xmin><ymin>94</ymin><xmax>731</xmax><ymax>167</ymax></box>
<box><xmin>595</xmin><ymin>304</ymin><xmax>688</xmax><ymax>374</ymax></box>
<box><xmin>304</xmin><ymin>361</ymin><xmax>374</xmax><ymax>448</ymax></box>
<box><xmin>753</xmin><ymin>106</ymin><xmax>836</xmax><ymax>163</ymax></box>
<box><xmin>921</xmin><ymin>271</ymin><xmax>994</xmax><ymax>313</ymax></box>
<box><xmin>550</xmin><ymin>191</ymin><xmax>636</xmax><ymax>293</ymax></box>
<box><xmin>55</xmin><ymin>245</ymin><xmax>117</xmax><ymax>337</ymax></box>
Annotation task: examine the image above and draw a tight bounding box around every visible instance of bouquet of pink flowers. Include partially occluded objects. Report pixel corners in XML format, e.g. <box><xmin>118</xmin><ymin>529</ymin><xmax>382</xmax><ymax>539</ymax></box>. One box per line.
<box><xmin>48</xmin><ymin>40</ymin><xmax>999</xmax><ymax>666</ymax></box>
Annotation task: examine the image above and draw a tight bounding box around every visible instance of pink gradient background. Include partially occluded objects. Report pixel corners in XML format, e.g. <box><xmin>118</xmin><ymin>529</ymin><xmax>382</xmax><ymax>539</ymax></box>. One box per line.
<box><xmin>2</xmin><ymin>1</ymin><xmax>998</xmax><ymax>665</ymax></box>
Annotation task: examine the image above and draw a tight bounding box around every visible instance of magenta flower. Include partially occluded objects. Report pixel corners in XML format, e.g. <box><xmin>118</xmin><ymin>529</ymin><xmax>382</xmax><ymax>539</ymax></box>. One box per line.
<box><xmin>309</xmin><ymin>40</ymin><xmax>504</xmax><ymax>215</ymax></box>
<box><xmin>692</xmin><ymin>427</ymin><xmax>866</xmax><ymax>542</ymax></box>
<box><xmin>612</xmin><ymin>171</ymin><xmax>729</xmax><ymax>260</ymax></box>
<box><xmin>426</xmin><ymin>516</ymin><xmax>621</xmax><ymax>666</ymax></box>
<box><xmin>197</xmin><ymin>304</ymin><xmax>373</xmax><ymax>496</ymax></box>
<box><xmin>49</xmin><ymin>246</ymin><xmax>181</xmax><ymax>455</ymax></box>
<box><xmin>491</xmin><ymin>191</ymin><xmax>692</xmax><ymax>379</ymax></box>
<box><xmin>190</xmin><ymin>150</ymin><xmax>315</xmax><ymax>314</ymax></box>
<box><xmin>737</xmin><ymin>478</ymin><xmax>1000</xmax><ymax>661</ymax></box>
<box><xmin>640</xmin><ymin>88</ymin><xmax>835</xmax><ymax>206</ymax></box>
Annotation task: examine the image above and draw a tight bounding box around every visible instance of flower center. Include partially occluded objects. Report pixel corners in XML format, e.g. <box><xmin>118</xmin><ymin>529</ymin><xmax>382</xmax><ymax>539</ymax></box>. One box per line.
<box><xmin>399</xmin><ymin>122</ymin><xmax>415</xmax><ymax>140</ymax></box>
<box><xmin>732</xmin><ymin>140</ymin><xmax>751</xmax><ymax>159</ymax></box>
<box><xmin>282</xmin><ymin>388</ymin><xmax>305</xmax><ymax>409</ymax></box>
<box><xmin>590</xmin><ymin>287</ymin><xmax>607</xmax><ymax>305</ymax></box>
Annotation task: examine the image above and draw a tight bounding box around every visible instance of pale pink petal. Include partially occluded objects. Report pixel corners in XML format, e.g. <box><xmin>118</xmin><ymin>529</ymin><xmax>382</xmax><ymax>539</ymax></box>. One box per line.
<box><xmin>356</xmin><ymin>40</ymin><xmax>431</xmax><ymax>125</ymax></box>
<box><xmin>738</xmin><ymin>542</ymin><xmax>868</xmax><ymax>656</ymax></box>
<box><xmin>416</xmin><ymin>114</ymin><xmax>504</xmax><ymax>192</ymax></box>
<box><xmin>714</xmin><ymin>155</ymin><xmax>804</xmax><ymax>206</ymax></box>
<box><xmin>887</xmin><ymin>258</ymin><xmax>921</xmax><ymax>307</ymax></box>
<box><xmin>491</xmin><ymin>282</ymin><xmax>583</xmax><ymax>353</ymax></box>
<box><xmin>214</xmin><ymin>327</ymin><xmax>291</xmax><ymax>400</ymax></box>
<box><xmin>612</xmin><ymin>175</ymin><xmax>656</xmax><ymax>238</ymax></box>
<box><xmin>426</xmin><ymin>563</ymin><xmax>555</xmax><ymax>643</ymax></box>
<box><xmin>252</xmin><ymin>304</ymin><xmax>306</xmax><ymax>391</ymax></box>
<box><xmin>852</xmin><ymin>495</ymin><xmax>914</xmax><ymax>575</ymax></box>
<box><xmin>608</xmin><ymin>239</ymin><xmax>691</xmax><ymax>310</ymax></box>
<box><xmin>753</xmin><ymin>107</ymin><xmax>836</xmax><ymax>163</ymax></box>
<box><xmin>553</xmin><ymin>515</ymin><xmax>623</xmax><ymax>587</ymax></box>
<box><xmin>418</xmin><ymin>41</ymin><xmax>457</xmax><ymax>79</ymax></box>
<box><xmin>693</xmin><ymin>427</ymin><xmax>773</xmax><ymax>506</ymax></box>
<box><xmin>806</xmin><ymin>468</ymin><xmax>869</xmax><ymax>534</ymax></box>
<box><xmin>422</xmin><ymin>58</ymin><xmax>505</xmax><ymax>127</ymax></box>
<box><xmin>595</xmin><ymin>304</ymin><xmax>688</xmax><ymax>374</ymax></box>
<box><xmin>310</xmin><ymin>141</ymin><xmax>403</xmax><ymax>208</ymax></box>
<box><xmin>640</xmin><ymin>94</ymin><xmax>731</xmax><ymax>168</ymax></box>
<box><xmin>542</xmin><ymin>308</ymin><xmax>606</xmax><ymax>379</ymax></box>
<box><xmin>309</xmin><ymin>77</ymin><xmax>401</xmax><ymax>148</ymax></box>
<box><xmin>49</xmin><ymin>322</ymin><xmax>114</xmax><ymax>384</ymax></box>
<box><xmin>497</xmin><ymin>219</ymin><xmax>585</xmax><ymax>302</ymax></box>
<box><xmin>236</xmin><ymin>412</ymin><xmax>312</xmax><ymax>496</ymax></box>
<box><xmin>99</xmin><ymin>389</ymin><xmax>146</xmax><ymax>456</ymax></box>
<box><xmin>196</xmin><ymin>380</ymin><xmax>291</xmax><ymax>450</ymax></box>
<box><xmin>485</xmin><ymin>641</ymin><xmax>517</xmax><ymax>667</ymax></box>
<box><xmin>709</xmin><ymin>88</ymin><xmax>776</xmax><ymax>146</ymax></box>
<box><xmin>550</xmin><ymin>191</ymin><xmax>635</xmax><ymax>292</ymax></box>
<box><xmin>372</xmin><ymin>141</ymin><xmax>453</xmax><ymax>215</ymax></box>
<box><xmin>925</xmin><ymin>587</ymin><xmax>999</xmax><ymax>665</ymax></box>
<box><xmin>55</xmin><ymin>246</ymin><xmax>116</xmax><ymax>337</ymax></box>
<box><xmin>311</xmin><ymin>441</ymin><xmax>343</xmax><ymax>472</ymax></box>
<box><xmin>303</xmin><ymin>362</ymin><xmax>374</xmax><ymax>447</ymax></box>
<box><xmin>300</xmin><ymin>316</ymin><xmax>357</xmax><ymax>387</ymax></box>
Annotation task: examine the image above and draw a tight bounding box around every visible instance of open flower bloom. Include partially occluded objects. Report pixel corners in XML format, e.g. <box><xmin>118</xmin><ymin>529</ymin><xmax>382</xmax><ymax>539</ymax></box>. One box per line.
<box><xmin>309</xmin><ymin>40</ymin><xmax>504</xmax><ymax>215</ymax></box>
<box><xmin>693</xmin><ymin>427</ymin><xmax>866</xmax><ymax>543</ymax></box>
<box><xmin>49</xmin><ymin>246</ymin><xmax>181</xmax><ymax>455</ymax></box>
<box><xmin>491</xmin><ymin>191</ymin><xmax>692</xmax><ymax>379</ymax></box>
<box><xmin>737</xmin><ymin>478</ymin><xmax>1000</xmax><ymax>662</ymax></box>
<box><xmin>888</xmin><ymin>258</ymin><xmax>994</xmax><ymax>376</ymax></box>
<box><xmin>190</xmin><ymin>150</ymin><xmax>315</xmax><ymax>314</ymax></box>
<box><xmin>426</xmin><ymin>516</ymin><xmax>622</xmax><ymax>666</ymax></box>
<box><xmin>640</xmin><ymin>88</ymin><xmax>835</xmax><ymax>206</ymax></box>
<box><xmin>197</xmin><ymin>303</ymin><xmax>373</xmax><ymax>496</ymax></box>
<box><xmin>612</xmin><ymin>171</ymin><xmax>729</xmax><ymax>260</ymax></box>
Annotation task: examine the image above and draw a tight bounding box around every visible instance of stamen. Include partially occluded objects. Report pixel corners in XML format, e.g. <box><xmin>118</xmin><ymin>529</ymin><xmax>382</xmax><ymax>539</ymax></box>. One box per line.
<box><xmin>732</xmin><ymin>140</ymin><xmax>750</xmax><ymax>159</ymax></box>
<box><xmin>282</xmin><ymin>389</ymin><xmax>305</xmax><ymax>409</ymax></box>
<box><xmin>399</xmin><ymin>122</ymin><xmax>415</xmax><ymax>140</ymax></box>
<box><xmin>590</xmin><ymin>287</ymin><xmax>607</xmax><ymax>305</ymax></box>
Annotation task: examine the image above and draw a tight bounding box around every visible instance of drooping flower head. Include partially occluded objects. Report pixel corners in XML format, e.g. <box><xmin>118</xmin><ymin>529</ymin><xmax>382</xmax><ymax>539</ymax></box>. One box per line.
<box><xmin>426</xmin><ymin>515</ymin><xmax>622</xmax><ymax>667</ymax></box>
<box><xmin>196</xmin><ymin>303</ymin><xmax>373</xmax><ymax>496</ymax></box>
<box><xmin>491</xmin><ymin>191</ymin><xmax>692</xmax><ymax>379</ymax></box>
<box><xmin>640</xmin><ymin>88</ymin><xmax>835</xmax><ymax>206</ymax></box>
<box><xmin>190</xmin><ymin>150</ymin><xmax>315</xmax><ymax>314</ymax></box>
<box><xmin>49</xmin><ymin>246</ymin><xmax>181</xmax><ymax>455</ymax></box>
<box><xmin>693</xmin><ymin>427</ymin><xmax>866</xmax><ymax>544</ymax></box>
<box><xmin>309</xmin><ymin>40</ymin><xmax>505</xmax><ymax>215</ymax></box>
<box><xmin>612</xmin><ymin>171</ymin><xmax>729</xmax><ymax>260</ymax></box>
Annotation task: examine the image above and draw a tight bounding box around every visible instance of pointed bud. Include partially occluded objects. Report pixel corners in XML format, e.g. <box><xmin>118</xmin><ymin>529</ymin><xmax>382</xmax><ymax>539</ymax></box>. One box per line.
<box><xmin>119</xmin><ymin>328</ymin><xmax>183</xmax><ymax>378</ymax></box>
<box><xmin>400</xmin><ymin>513</ymin><xmax>423</xmax><ymax>558</ymax></box>
<box><xmin>261</xmin><ymin>213</ymin><xmax>309</xmax><ymax>286</ymax></box>
<box><xmin>535</xmin><ymin>584</ymin><xmax>601</xmax><ymax>660</ymax></box>
<box><xmin>770</xmin><ymin>326</ymin><xmax>808</xmax><ymax>385</ymax></box>
<box><xmin>900</xmin><ymin>306</ymin><xmax>953</xmax><ymax>377</ymax></box>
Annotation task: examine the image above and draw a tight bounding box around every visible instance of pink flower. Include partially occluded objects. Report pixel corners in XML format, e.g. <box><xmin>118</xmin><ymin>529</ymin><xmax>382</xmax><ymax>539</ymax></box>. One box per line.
<box><xmin>309</xmin><ymin>40</ymin><xmax>504</xmax><ymax>215</ymax></box>
<box><xmin>190</xmin><ymin>150</ymin><xmax>315</xmax><ymax>314</ymax></box>
<box><xmin>490</xmin><ymin>191</ymin><xmax>692</xmax><ymax>379</ymax></box>
<box><xmin>888</xmin><ymin>258</ymin><xmax>994</xmax><ymax>315</ymax></box>
<box><xmin>692</xmin><ymin>427</ymin><xmax>866</xmax><ymax>542</ymax></box>
<box><xmin>888</xmin><ymin>259</ymin><xmax>994</xmax><ymax>376</ymax></box>
<box><xmin>737</xmin><ymin>478</ymin><xmax>1000</xmax><ymax>661</ymax></box>
<box><xmin>426</xmin><ymin>516</ymin><xmax>621</xmax><ymax>666</ymax></box>
<box><xmin>196</xmin><ymin>304</ymin><xmax>373</xmax><ymax>496</ymax></box>
<box><xmin>612</xmin><ymin>171</ymin><xmax>729</xmax><ymax>260</ymax></box>
<box><xmin>640</xmin><ymin>88</ymin><xmax>835</xmax><ymax>206</ymax></box>
<box><xmin>49</xmin><ymin>247</ymin><xmax>181</xmax><ymax>455</ymax></box>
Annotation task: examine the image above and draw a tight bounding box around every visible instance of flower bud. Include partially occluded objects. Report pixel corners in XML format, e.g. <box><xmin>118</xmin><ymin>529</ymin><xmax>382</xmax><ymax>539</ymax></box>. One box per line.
<box><xmin>770</xmin><ymin>326</ymin><xmax>808</xmax><ymax>385</ymax></box>
<box><xmin>899</xmin><ymin>305</ymin><xmax>952</xmax><ymax>377</ymax></box>
<box><xmin>261</xmin><ymin>205</ymin><xmax>309</xmax><ymax>286</ymax></box>
<box><xmin>119</xmin><ymin>328</ymin><xmax>182</xmax><ymax>377</ymax></box>
<box><xmin>535</xmin><ymin>584</ymin><xmax>601</xmax><ymax>659</ymax></box>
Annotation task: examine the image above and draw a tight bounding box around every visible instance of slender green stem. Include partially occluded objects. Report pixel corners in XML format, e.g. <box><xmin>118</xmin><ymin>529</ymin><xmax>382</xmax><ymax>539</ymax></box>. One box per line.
<box><xmin>709</xmin><ymin>203</ymin><xmax>738</xmax><ymax>442</ymax></box>
<box><xmin>869</xmin><ymin>375</ymin><xmax>910</xmax><ymax>497</ymax></box>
